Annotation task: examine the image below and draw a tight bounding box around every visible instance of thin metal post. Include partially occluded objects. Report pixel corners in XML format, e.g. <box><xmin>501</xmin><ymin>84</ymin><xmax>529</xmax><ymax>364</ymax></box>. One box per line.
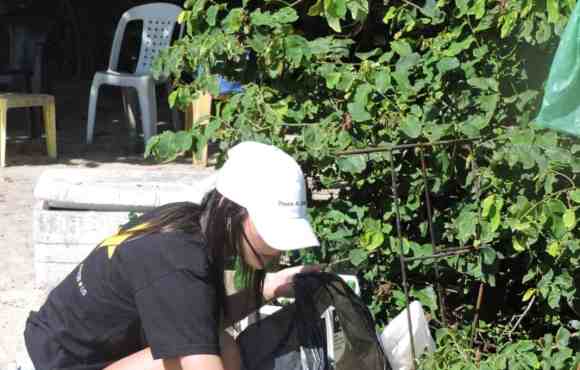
<box><xmin>470</xmin><ymin>142</ymin><xmax>485</xmax><ymax>346</ymax></box>
<box><xmin>419</xmin><ymin>148</ymin><xmax>447</xmax><ymax>326</ymax></box>
<box><xmin>336</xmin><ymin>137</ymin><xmax>483</xmax><ymax>156</ymax></box>
<box><xmin>390</xmin><ymin>149</ymin><xmax>417</xmax><ymax>368</ymax></box>
<box><xmin>404</xmin><ymin>245</ymin><xmax>477</xmax><ymax>261</ymax></box>
<box><xmin>471</xmin><ymin>282</ymin><xmax>485</xmax><ymax>345</ymax></box>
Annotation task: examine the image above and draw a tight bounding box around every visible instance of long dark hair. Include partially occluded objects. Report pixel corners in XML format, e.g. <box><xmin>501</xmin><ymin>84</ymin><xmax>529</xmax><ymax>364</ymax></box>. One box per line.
<box><xmin>106</xmin><ymin>189</ymin><xmax>266</xmax><ymax>317</ymax></box>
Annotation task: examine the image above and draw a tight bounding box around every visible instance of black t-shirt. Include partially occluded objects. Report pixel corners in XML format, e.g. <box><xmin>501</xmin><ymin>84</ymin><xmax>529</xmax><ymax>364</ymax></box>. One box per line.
<box><xmin>26</xmin><ymin>206</ymin><xmax>220</xmax><ymax>370</ymax></box>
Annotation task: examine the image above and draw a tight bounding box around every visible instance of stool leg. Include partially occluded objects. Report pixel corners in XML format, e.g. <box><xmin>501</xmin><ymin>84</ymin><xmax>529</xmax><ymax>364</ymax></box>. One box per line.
<box><xmin>188</xmin><ymin>93</ymin><xmax>212</xmax><ymax>167</ymax></box>
<box><xmin>0</xmin><ymin>102</ymin><xmax>6</xmax><ymax>167</ymax></box>
<box><xmin>43</xmin><ymin>101</ymin><xmax>57</xmax><ymax>159</ymax></box>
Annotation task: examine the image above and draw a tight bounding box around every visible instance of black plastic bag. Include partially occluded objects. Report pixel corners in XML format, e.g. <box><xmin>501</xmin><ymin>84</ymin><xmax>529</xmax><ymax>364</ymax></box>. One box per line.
<box><xmin>237</xmin><ymin>272</ymin><xmax>390</xmax><ymax>370</ymax></box>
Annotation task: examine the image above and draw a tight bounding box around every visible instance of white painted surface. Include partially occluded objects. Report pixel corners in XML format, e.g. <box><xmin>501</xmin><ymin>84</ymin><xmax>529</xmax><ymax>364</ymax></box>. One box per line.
<box><xmin>34</xmin><ymin>168</ymin><xmax>217</xmax><ymax>211</ymax></box>
<box><xmin>34</xmin><ymin>205</ymin><xmax>131</xmax><ymax>245</ymax></box>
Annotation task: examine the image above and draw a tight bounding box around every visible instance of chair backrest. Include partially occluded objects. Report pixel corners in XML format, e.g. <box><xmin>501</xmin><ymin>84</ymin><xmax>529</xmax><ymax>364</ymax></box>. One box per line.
<box><xmin>107</xmin><ymin>3</ymin><xmax>182</xmax><ymax>75</ymax></box>
<box><xmin>4</xmin><ymin>16</ymin><xmax>52</xmax><ymax>71</ymax></box>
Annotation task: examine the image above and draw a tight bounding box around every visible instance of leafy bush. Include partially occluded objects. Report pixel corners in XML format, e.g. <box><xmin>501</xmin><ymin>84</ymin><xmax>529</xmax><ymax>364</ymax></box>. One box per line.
<box><xmin>419</xmin><ymin>326</ymin><xmax>579</xmax><ymax>370</ymax></box>
<box><xmin>150</xmin><ymin>0</ymin><xmax>580</xmax><ymax>365</ymax></box>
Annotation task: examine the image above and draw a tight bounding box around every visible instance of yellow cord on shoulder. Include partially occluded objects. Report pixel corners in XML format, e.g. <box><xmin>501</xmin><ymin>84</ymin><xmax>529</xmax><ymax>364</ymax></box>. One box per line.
<box><xmin>98</xmin><ymin>222</ymin><xmax>152</xmax><ymax>259</ymax></box>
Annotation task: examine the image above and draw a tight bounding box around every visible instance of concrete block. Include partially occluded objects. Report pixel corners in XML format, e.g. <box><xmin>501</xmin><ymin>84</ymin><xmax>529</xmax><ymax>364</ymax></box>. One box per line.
<box><xmin>32</xmin><ymin>168</ymin><xmax>217</xmax><ymax>290</ymax></box>
<box><xmin>34</xmin><ymin>168</ymin><xmax>217</xmax><ymax>211</ymax></box>
<box><xmin>32</xmin><ymin>203</ymin><xmax>134</xmax><ymax>289</ymax></box>
<box><xmin>33</xmin><ymin>204</ymin><xmax>132</xmax><ymax>245</ymax></box>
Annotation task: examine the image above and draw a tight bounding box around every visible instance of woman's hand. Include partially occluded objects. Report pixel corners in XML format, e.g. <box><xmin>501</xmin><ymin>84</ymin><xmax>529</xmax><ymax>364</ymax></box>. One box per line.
<box><xmin>263</xmin><ymin>265</ymin><xmax>322</xmax><ymax>301</ymax></box>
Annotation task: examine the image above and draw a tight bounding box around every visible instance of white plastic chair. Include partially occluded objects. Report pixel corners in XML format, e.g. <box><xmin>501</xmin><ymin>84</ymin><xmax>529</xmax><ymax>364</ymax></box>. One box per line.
<box><xmin>86</xmin><ymin>3</ymin><xmax>182</xmax><ymax>144</ymax></box>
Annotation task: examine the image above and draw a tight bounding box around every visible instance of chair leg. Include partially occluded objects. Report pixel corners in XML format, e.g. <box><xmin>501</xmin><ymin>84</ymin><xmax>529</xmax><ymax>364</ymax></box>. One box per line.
<box><xmin>122</xmin><ymin>87</ymin><xmax>139</xmax><ymax>140</ymax></box>
<box><xmin>86</xmin><ymin>77</ymin><xmax>102</xmax><ymax>144</ymax></box>
<box><xmin>0</xmin><ymin>102</ymin><xmax>6</xmax><ymax>167</ymax></box>
<box><xmin>165</xmin><ymin>82</ymin><xmax>181</xmax><ymax>131</ymax></box>
<box><xmin>22</xmin><ymin>75</ymin><xmax>40</xmax><ymax>139</ymax></box>
<box><xmin>43</xmin><ymin>99</ymin><xmax>57</xmax><ymax>159</ymax></box>
<box><xmin>136</xmin><ymin>82</ymin><xmax>158</xmax><ymax>145</ymax></box>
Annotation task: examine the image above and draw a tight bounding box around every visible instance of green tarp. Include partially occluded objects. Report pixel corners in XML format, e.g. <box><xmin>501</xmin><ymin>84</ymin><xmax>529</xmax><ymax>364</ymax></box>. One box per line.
<box><xmin>536</xmin><ymin>1</ymin><xmax>580</xmax><ymax>137</ymax></box>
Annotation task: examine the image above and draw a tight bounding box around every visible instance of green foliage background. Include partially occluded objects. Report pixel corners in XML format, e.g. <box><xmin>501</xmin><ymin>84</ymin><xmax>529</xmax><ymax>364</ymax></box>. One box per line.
<box><xmin>150</xmin><ymin>0</ymin><xmax>580</xmax><ymax>367</ymax></box>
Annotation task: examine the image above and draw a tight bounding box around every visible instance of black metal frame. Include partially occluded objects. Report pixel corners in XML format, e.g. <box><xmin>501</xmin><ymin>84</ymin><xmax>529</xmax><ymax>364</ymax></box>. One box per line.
<box><xmin>337</xmin><ymin>137</ymin><xmax>486</xmax><ymax>369</ymax></box>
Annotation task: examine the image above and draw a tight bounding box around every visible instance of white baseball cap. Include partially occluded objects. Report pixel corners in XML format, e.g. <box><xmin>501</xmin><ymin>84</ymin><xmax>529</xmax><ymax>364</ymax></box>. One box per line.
<box><xmin>216</xmin><ymin>141</ymin><xmax>320</xmax><ymax>251</ymax></box>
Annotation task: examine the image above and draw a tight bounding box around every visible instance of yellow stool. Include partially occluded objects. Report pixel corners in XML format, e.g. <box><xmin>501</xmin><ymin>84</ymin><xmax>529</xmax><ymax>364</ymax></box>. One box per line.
<box><xmin>0</xmin><ymin>93</ymin><xmax>57</xmax><ymax>167</ymax></box>
<box><xmin>185</xmin><ymin>92</ymin><xmax>213</xmax><ymax>167</ymax></box>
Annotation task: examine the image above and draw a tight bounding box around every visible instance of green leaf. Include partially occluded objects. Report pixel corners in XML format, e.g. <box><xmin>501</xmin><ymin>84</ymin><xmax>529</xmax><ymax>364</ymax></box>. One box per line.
<box><xmin>347</xmin><ymin>0</ymin><xmax>369</xmax><ymax>20</ymax></box>
<box><xmin>324</xmin><ymin>0</ymin><xmax>347</xmax><ymax>18</ymax></box>
<box><xmin>177</xmin><ymin>10</ymin><xmax>190</xmax><ymax>24</ymax></box>
<box><xmin>284</xmin><ymin>35</ymin><xmax>310</xmax><ymax>66</ymax></box>
<box><xmin>222</xmin><ymin>8</ymin><xmax>244</xmax><ymax>33</ymax></box>
<box><xmin>383</xmin><ymin>7</ymin><xmax>397</xmax><ymax>23</ymax></box>
<box><xmin>168</xmin><ymin>90</ymin><xmax>178</xmax><ymax>108</ymax></box>
<box><xmin>570</xmin><ymin>190</ymin><xmax>580</xmax><ymax>203</ymax></box>
<box><xmin>521</xmin><ymin>352</ymin><xmax>540</xmax><ymax>368</ymax></box>
<box><xmin>490</xmin><ymin>196</ymin><xmax>503</xmax><ymax>232</ymax></box>
<box><xmin>548</xmin><ymin>286</ymin><xmax>561</xmax><ymax>309</ymax></box>
<box><xmin>354</xmin><ymin>83</ymin><xmax>373</xmax><ymax>105</ymax></box>
<box><xmin>556</xmin><ymin>327</ymin><xmax>570</xmax><ymax>347</ymax></box>
<box><xmin>337</xmin><ymin>155</ymin><xmax>367</xmax><ymax>174</ymax></box>
<box><xmin>457</xmin><ymin>208</ymin><xmax>477</xmax><ymax>242</ymax></box>
<box><xmin>355</xmin><ymin>48</ymin><xmax>381</xmax><ymax>60</ymax></box>
<box><xmin>144</xmin><ymin>135</ymin><xmax>160</xmax><ymax>159</ymax></box>
<box><xmin>444</xmin><ymin>36</ymin><xmax>474</xmax><ymax>56</ymax></box>
<box><xmin>467</xmin><ymin>77</ymin><xmax>498</xmax><ymax>91</ymax></box>
<box><xmin>336</xmin><ymin>130</ymin><xmax>351</xmax><ymax>149</ymax></box>
<box><xmin>347</xmin><ymin>102</ymin><xmax>372</xmax><ymax>122</ymax></box>
<box><xmin>482</xmin><ymin>195</ymin><xmax>495</xmax><ymax>218</ymax></box>
<box><xmin>374</xmin><ymin>70</ymin><xmax>391</xmax><ymax>93</ymax></box>
<box><xmin>547</xmin><ymin>241</ymin><xmax>561</xmax><ymax>258</ymax></box>
<box><xmin>512</xmin><ymin>236</ymin><xmax>526</xmax><ymax>253</ymax></box>
<box><xmin>391</xmin><ymin>40</ymin><xmax>413</xmax><ymax>56</ymax></box>
<box><xmin>392</xmin><ymin>68</ymin><xmax>411</xmax><ymax>91</ymax></box>
<box><xmin>155</xmin><ymin>131</ymin><xmax>179</xmax><ymax>161</ymax></box>
<box><xmin>349</xmin><ymin>249</ymin><xmax>368</xmax><ymax>266</ymax></box>
<box><xmin>396</xmin><ymin>53</ymin><xmax>420</xmax><ymax>71</ymax></box>
<box><xmin>274</xmin><ymin>7</ymin><xmax>299</xmax><ymax>23</ymax></box>
<box><xmin>473</xmin><ymin>0</ymin><xmax>485</xmax><ymax>19</ymax></box>
<box><xmin>336</xmin><ymin>72</ymin><xmax>354</xmax><ymax>91</ymax></box>
<box><xmin>500</xmin><ymin>12</ymin><xmax>518</xmax><ymax>38</ymax></box>
<box><xmin>522</xmin><ymin>288</ymin><xmax>536</xmax><ymax>302</ymax></box>
<box><xmin>400</xmin><ymin>115</ymin><xmax>422</xmax><ymax>138</ymax></box>
<box><xmin>207</xmin><ymin>5</ymin><xmax>219</xmax><ymax>26</ymax></box>
<box><xmin>412</xmin><ymin>286</ymin><xmax>438</xmax><ymax>313</ymax></box>
<box><xmin>563</xmin><ymin>209</ymin><xmax>576</xmax><ymax>230</ymax></box>
<box><xmin>308</xmin><ymin>0</ymin><xmax>323</xmax><ymax>16</ymax></box>
<box><xmin>303</xmin><ymin>126</ymin><xmax>324</xmax><ymax>151</ymax></box>
<box><xmin>481</xmin><ymin>247</ymin><xmax>496</xmax><ymax>265</ymax></box>
<box><xmin>174</xmin><ymin>131</ymin><xmax>193</xmax><ymax>153</ymax></box>
<box><xmin>360</xmin><ymin>230</ymin><xmax>384</xmax><ymax>251</ymax></box>
<box><xmin>549</xmin><ymin>199</ymin><xmax>567</xmax><ymax>214</ymax></box>
<box><xmin>420</xmin><ymin>0</ymin><xmax>443</xmax><ymax>19</ymax></box>
<box><xmin>436</xmin><ymin>57</ymin><xmax>459</xmax><ymax>74</ymax></box>
<box><xmin>547</xmin><ymin>0</ymin><xmax>560</xmax><ymax>23</ymax></box>
<box><xmin>188</xmin><ymin>0</ymin><xmax>207</xmax><ymax>16</ymax></box>
<box><xmin>250</xmin><ymin>9</ymin><xmax>273</xmax><ymax>27</ymax></box>
<box><xmin>326</xmin><ymin>15</ymin><xmax>342</xmax><ymax>32</ymax></box>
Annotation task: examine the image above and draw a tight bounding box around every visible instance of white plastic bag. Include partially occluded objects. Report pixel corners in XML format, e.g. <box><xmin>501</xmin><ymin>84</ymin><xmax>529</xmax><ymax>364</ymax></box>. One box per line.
<box><xmin>379</xmin><ymin>301</ymin><xmax>436</xmax><ymax>370</ymax></box>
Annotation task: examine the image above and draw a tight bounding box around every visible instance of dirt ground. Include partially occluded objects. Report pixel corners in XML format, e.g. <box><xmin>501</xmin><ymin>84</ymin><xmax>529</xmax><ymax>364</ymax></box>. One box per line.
<box><xmin>0</xmin><ymin>80</ymin><xmax>198</xmax><ymax>369</ymax></box>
